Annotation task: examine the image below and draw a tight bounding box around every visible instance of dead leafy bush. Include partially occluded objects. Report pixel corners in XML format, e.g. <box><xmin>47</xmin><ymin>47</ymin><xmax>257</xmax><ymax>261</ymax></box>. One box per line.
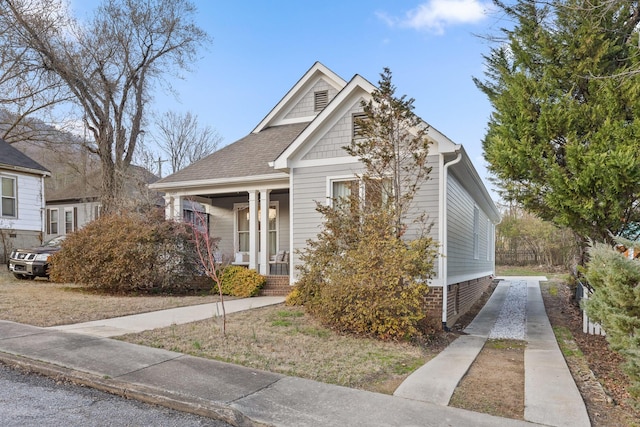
<box><xmin>50</xmin><ymin>211</ymin><xmax>201</xmax><ymax>294</ymax></box>
<box><xmin>296</xmin><ymin>208</ymin><xmax>437</xmax><ymax>340</ymax></box>
<box><xmin>220</xmin><ymin>266</ymin><xmax>266</xmax><ymax>297</ymax></box>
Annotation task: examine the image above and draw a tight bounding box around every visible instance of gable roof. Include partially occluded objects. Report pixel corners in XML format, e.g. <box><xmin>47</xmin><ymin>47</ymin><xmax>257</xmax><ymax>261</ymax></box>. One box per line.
<box><xmin>153</xmin><ymin>123</ymin><xmax>308</xmax><ymax>186</ymax></box>
<box><xmin>0</xmin><ymin>138</ymin><xmax>50</xmax><ymax>176</ymax></box>
<box><xmin>253</xmin><ymin>62</ymin><xmax>346</xmax><ymax>133</ymax></box>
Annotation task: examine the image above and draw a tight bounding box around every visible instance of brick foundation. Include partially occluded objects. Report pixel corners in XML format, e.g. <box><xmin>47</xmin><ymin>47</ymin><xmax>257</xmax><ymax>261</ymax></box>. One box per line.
<box><xmin>426</xmin><ymin>275</ymin><xmax>493</xmax><ymax>329</ymax></box>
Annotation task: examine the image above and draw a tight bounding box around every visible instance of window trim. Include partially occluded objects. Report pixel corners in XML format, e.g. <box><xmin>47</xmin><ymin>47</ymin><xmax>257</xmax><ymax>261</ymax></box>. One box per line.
<box><xmin>64</xmin><ymin>207</ymin><xmax>77</xmax><ymax>235</ymax></box>
<box><xmin>1</xmin><ymin>175</ymin><xmax>17</xmax><ymax>218</ymax></box>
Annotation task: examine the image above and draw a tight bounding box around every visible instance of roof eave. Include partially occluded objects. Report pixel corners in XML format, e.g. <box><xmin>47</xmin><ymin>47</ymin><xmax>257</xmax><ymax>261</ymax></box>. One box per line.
<box><xmin>0</xmin><ymin>164</ymin><xmax>51</xmax><ymax>177</ymax></box>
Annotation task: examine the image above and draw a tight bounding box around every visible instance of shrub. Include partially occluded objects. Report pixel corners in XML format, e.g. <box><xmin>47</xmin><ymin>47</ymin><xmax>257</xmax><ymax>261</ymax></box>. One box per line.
<box><xmin>583</xmin><ymin>241</ymin><xmax>640</xmax><ymax>401</ymax></box>
<box><xmin>296</xmin><ymin>208</ymin><xmax>437</xmax><ymax>340</ymax></box>
<box><xmin>285</xmin><ymin>287</ymin><xmax>303</xmax><ymax>306</ymax></box>
<box><xmin>50</xmin><ymin>211</ymin><xmax>201</xmax><ymax>294</ymax></box>
<box><xmin>220</xmin><ymin>266</ymin><xmax>266</xmax><ymax>297</ymax></box>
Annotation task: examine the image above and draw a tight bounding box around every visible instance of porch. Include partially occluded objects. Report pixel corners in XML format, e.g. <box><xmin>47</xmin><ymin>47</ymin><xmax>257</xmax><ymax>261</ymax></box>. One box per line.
<box><xmin>162</xmin><ymin>185</ymin><xmax>292</xmax><ymax>283</ymax></box>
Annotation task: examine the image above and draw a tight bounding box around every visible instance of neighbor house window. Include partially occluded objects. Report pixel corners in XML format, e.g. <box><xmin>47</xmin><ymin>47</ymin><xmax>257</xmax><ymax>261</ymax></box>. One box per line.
<box><xmin>47</xmin><ymin>208</ymin><xmax>59</xmax><ymax>235</ymax></box>
<box><xmin>1</xmin><ymin>176</ymin><xmax>16</xmax><ymax>217</ymax></box>
<box><xmin>314</xmin><ymin>90</ymin><xmax>328</xmax><ymax>111</ymax></box>
<box><xmin>64</xmin><ymin>208</ymin><xmax>77</xmax><ymax>234</ymax></box>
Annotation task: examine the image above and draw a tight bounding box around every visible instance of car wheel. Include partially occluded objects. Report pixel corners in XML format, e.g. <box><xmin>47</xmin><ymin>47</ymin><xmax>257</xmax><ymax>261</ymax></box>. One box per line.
<box><xmin>13</xmin><ymin>273</ymin><xmax>27</xmax><ymax>280</ymax></box>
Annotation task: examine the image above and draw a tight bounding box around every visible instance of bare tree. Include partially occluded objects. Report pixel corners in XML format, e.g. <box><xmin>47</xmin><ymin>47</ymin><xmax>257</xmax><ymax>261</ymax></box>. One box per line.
<box><xmin>153</xmin><ymin>110</ymin><xmax>222</xmax><ymax>174</ymax></box>
<box><xmin>0</xmin><ymin>4</ymin><xmax>71</xmax><ymax>144</ymax></box>
<box><xmin>1</xmin><ymin>0</ymin><xmax>209</xmax><ymax>213</ymax></box>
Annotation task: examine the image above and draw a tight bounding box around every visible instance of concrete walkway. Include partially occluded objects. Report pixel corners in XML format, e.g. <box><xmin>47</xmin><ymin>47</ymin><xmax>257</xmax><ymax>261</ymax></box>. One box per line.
<box><xmin>47</xmin><ymin>296</ymin><xmax>285</xmax><ymax>337</ymax></box>
<box><xmin>394</xmin><ymin>277</ymin><xmax>590</xmax><ymax>427</ymax></box>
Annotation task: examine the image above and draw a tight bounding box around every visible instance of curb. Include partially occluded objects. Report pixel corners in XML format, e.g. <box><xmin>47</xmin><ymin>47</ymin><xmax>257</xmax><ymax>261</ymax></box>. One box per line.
<box><xmin>0</xmin><ymin>351</ymin><xmax>270</xmax><ymax>427</ymax></box>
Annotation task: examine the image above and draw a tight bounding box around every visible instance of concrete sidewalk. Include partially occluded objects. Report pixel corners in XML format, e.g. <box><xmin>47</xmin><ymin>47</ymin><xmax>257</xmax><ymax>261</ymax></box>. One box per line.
<box><xmin>394</xmin><ymin>277</ymin><xmax>590</xmax><ymax>427</ymax></box>
<box><xmin>47</xmin><ymin>296</ymin><xmax>285</xmax><ymax>337</ymax></box>
<box><xmin>0</xmin><ymin>320</ymin><xmax>540</xmax><ymax>426</ymax></box>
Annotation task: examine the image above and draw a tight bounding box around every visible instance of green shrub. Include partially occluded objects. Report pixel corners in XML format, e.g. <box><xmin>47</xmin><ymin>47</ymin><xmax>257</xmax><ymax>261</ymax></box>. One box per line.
<box><xmin>50</xmin><ymin>211</ymin><xmax>201</xmax><ymax>294</ymax></box>
<box><xmin>220</xmin><ymin>266</ymin><xmax>266</xmax><ymax>297</ymax></box>
<box><xmin>296</xmin><ymin>208</ymin><xmax>437</xmax><ymax>341</ymax></box>
<box><xmin>583</xmin><ymin>241</ymin><xmax>640</xmax><ymax>401</ymax></box>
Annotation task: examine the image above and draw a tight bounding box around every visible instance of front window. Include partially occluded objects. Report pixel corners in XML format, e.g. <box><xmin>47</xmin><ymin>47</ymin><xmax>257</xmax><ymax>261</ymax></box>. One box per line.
<box><xmin>235</xmin><ymin>203</ymin><xmax>278</xmax><ymax>257</ymax></box>
<box><xmin>330</xmin><ymin>177</ymin><xmax>391</xmax><ymax>212</ymax></box>
<box><xmin>1</xmin><ymin>176</ymin><xmax>16</xmax><ymax>217</ymax></box>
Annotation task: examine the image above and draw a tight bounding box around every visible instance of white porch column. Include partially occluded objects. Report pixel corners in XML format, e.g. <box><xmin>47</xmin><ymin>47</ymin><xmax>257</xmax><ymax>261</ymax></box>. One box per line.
<box><xmin>259</xmin><ymin>189</ymin><xmax>271</xmax><ymax>275</ymax></box>
<box><xmin>165</xmin><ymin>195</ymin><xmax>182</xmax><ymax>220</ymax></box>
<box><xmin>248</xmin><ymin>190</ymin><xmax>259</xmax><ymax>270</ymax></box>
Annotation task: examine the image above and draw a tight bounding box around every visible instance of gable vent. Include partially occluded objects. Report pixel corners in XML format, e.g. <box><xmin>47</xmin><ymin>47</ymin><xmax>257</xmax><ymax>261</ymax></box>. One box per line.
<box><xmin>314</xmin><ymin>90</ymin><xmax>328</xmax><ymax>111</ymax></box>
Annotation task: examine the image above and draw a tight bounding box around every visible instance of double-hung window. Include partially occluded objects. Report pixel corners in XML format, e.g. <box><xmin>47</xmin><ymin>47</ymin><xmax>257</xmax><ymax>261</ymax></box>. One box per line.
<box><xmin>235</xmin><ymin>203</ymin><xmax>278</xmax><ymax>258</ymax></box>
<box><xmin>47</xmin><ymin>208</ymin><xmax>59</xmax><ymax>234</ymax></box>
<box><xmin>1</xmin><ymin>176</ymin><xmax>16</xmax><ymax>217</ymax></box>
<box><xmin>329</xmin><ymin>176</ymin><xmax>393</xmax><ymax>217</ymax></box>
<box><xmin>64</xmin><ymin>208</ymin><xmax>77</xmax><ymax>234</ymax></box>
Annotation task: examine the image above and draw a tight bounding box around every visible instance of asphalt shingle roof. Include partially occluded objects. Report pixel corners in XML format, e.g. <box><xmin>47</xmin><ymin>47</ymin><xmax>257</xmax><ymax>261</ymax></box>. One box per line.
<box><xmin>0</xmin><ymin>138</ymin><xmax>49</xmax><ymax>174</ymax></box>
<box><xmin>155</xmin><ymin>123</ymin><xmax>308</xmax><ymax>184</ymax></box>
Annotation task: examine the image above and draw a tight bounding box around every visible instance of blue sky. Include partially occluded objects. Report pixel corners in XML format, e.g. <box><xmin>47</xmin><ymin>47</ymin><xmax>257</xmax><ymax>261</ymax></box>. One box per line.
<box><xmin>70</xmin><ymin>0</ymin><xmax>509</xmax><ymax>196</ymax></box>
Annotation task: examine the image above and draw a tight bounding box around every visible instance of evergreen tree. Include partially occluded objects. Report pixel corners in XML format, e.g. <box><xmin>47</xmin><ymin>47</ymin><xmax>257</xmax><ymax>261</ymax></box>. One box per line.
<box><xmin>475</xmin><ymin>0</ymin><xmax>640</xmax><ymax>246</ymax></box>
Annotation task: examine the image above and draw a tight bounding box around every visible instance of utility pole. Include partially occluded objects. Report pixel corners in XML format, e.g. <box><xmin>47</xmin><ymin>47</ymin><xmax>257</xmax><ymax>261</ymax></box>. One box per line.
<box><xmin>156</xmin><ymin>157</ymin><xmax>168</xmax><ymax>178</ymax></box>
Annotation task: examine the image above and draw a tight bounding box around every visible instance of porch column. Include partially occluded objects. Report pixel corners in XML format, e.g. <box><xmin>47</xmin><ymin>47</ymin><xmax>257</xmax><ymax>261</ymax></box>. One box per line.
<box><xmin>248</xmin><ymin>190</ymin><xmax>259</xmax><ymax>270</ymax></box>
<box><xmin>259</xmin><ymin>189</ymin><xmax>271</xmax><ymax>275</ymax></box>
<box><xmin>165</xmin><ymin>195</ymin><xmax>182</xmax><ymax>220</ymax></box>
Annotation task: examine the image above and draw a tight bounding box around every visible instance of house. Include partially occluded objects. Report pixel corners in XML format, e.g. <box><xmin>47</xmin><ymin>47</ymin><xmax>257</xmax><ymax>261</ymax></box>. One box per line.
<box><xmin>44</xmin><ymin>166</ymin><xmax>162</xmax><ymax>240</ymax></box>
<box><xmin>0</xmin><ymin>138</ymin><xmax>50</xmax><ymax>263</ymax></box>
<box><xmin>150</xmin><ymin>62</ymin><xmax>500</xmax><ymax>328</ymax></box>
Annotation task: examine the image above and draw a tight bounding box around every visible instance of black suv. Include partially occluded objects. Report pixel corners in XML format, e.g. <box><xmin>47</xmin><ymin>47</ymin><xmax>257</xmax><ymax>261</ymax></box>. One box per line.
<box><xmin>8</xmin><ymin>236</ymin><xmax>65</xmax><ymax>280</ymax></box>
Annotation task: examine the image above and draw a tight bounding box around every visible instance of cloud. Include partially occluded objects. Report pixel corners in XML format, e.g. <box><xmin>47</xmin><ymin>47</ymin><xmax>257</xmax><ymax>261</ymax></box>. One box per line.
<box><xmin>380</xmin><ymin>0</ymin><xmax>491</xmax><ymax>35</ymax></box>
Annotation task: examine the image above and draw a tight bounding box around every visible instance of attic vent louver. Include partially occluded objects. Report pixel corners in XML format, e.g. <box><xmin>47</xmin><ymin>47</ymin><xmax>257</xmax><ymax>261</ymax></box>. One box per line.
<box><xmin>314</xmin><ymin>90</ymin><xmax>328</xmax><ymax>111</ymax></box>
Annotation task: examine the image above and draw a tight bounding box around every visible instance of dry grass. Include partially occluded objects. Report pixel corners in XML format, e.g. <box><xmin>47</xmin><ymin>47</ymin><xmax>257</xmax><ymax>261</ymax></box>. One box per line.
<box><xmin>0</xmin><ymin>269</ymin><xmax>453</xmax><ymax>393</ymax></box>
<box><xmin>0</xmin><ymin>271</ymin><xmax>222</xmax><ymax>327</ymax></box>
<box><xmin>120</xmin><ymin>305</ymin><xmax>445</xmax><ymax>393</ymax></box>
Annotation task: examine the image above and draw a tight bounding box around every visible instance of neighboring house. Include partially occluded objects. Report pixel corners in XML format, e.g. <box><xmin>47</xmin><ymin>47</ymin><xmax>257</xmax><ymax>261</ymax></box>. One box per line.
<box><xmin>150</xmin><ymin>62</ymin><xmax>500</xmax><ymax>328</ymax></box>
<box><xmin>44</xmin><ymin>166</ymin><xmax>161</xmax><ymax>240</ymax></box>
<box><xmin>0</xmin><ymin>138</ymin><xmax>50</xmax><ymax>263</ymax></box>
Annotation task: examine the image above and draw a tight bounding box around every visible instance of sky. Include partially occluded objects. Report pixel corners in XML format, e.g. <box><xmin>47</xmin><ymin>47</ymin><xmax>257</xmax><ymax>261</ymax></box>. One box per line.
<box><xmin>69</xmin><ymin>0</ymin><xmax>512</xmax><ymax>198</ymax></box>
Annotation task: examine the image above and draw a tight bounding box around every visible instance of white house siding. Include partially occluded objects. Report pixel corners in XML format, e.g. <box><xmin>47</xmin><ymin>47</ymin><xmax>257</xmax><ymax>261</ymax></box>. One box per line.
<box><xmin>446</xmin><ymin>174</ymin><xmax>494</xmax><ymax>283</ymax></box>
<box><xmin>14</xmin><ymin>174</ymin><xmax>44</xmax><ymax>232</ymax></box>
<box><xmin>44</xmin><ymin>201</ymin><xmax>101</xmax><ymax>240</ymax></box>
<box><xmin>302</xmin><ymin>99</ymin><xmax>364</xmax><ymax>161</ymax></box>
<box><xmin>0</xmin><ymin>172</ymin><xmax>44</xmax><ymax>262</ymax></box>
<box><xmin>284</xmin><ymin>79</ymin><xmax>340</xmax><ymax>121</ymax></box>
